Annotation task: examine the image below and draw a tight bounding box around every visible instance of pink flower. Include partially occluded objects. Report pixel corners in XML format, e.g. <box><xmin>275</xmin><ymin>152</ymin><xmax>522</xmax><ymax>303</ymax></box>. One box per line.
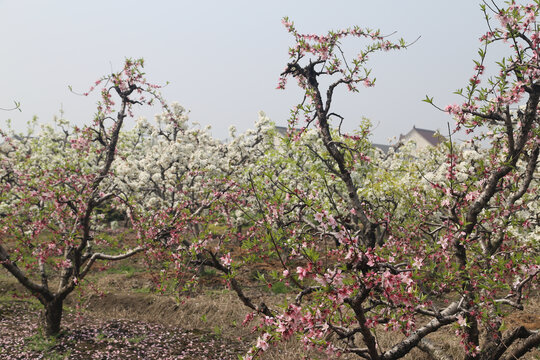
<box><xmin>256</xmin><ymin>334</ymin><xmax>270</xmax><ymax>351</ymax></box>
<box><xmin>412</xmin><ymin>256</ymin><xmax>423</xmax><ymax>270</ymax></box>
<box><xmin>283</xmin><ymin>269</ymin><xmax>289</xmax><ymax>277</ymax></box>
<box><xmin>220</xmin><ymin>253</ymin><xmax>232</xmax><ymax>266</ymax></box>
<box><xmin>327</xmin><ymin>215</ymin><xmax>337</xmax><ymax>228</ymax></box>
<box><xmin>242</xmin><ymin>312</ymin><xmax>254</xmax><ymax>326</ymax></box>
<box><xmin>58</xmin><ymin>259</ymin><xmax>72</xmax><ymax>269</ymax></box>
<box><xmin>297</xmin><ymin>266</ymin><xmax>308</xmax><ymax>280</ymax></box>
<box><xmin>457</xmin><ymin>314</ymin><xmax>468</xmax><ymax>327</ymax></box>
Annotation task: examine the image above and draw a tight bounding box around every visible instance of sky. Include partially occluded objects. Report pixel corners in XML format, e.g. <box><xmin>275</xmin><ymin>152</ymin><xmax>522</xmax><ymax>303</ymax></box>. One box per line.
<box><xmin>0</xmin><ymin>1</ymin><xmax>510</xmax><ymax>144</ymax></box>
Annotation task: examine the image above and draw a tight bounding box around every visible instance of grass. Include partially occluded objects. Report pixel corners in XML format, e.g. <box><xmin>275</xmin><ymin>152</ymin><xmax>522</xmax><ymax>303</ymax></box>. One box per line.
<box><xmin>213</xmin><ymin>325</ymin><xmax>223</xmax><ymax>336</ymax></box>
<box><xmin>25</xmin><ymin>332</ymin><xmax>71</xmax><ymax>359</ymax></box>
<box><xmin>103</xmin><ymin>263</ymin><xmax>140</xmax><ymax>277</ymax></box>
<box><xmin>127</xmin><ymin>335</ymin><xmax>146</xmax><ymax>344</ymax></box>
<box><xmin>270</xmin><ymin>281</ymin><xmax>292</xmax><ymax>295</ymax></box>
<box><xmin>25</xmin><ymin>332</ymin><xmax>58</xmax><ymax>352</ymax></box>
<box><xmin>95</xmin><ymin>331</ymin><xmax>111</xmax><ymax>342</ymax></box>
<box><xmin>132</xmin><ymin>286</ymin><xmax>152</xmax><ymax>294</ymax></box>
<box><xmin>200</xmin><ymin>266</ymin><xmax>217</xmax><ymax>277</ymax></box>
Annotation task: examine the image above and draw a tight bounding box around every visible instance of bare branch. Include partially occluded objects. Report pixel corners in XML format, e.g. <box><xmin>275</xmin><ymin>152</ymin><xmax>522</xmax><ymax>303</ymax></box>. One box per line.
<box><xmin>497</xmin><ymin>327</ymin><xmax>540</xmax><ymax>360</ymax></box>
<box><xmin>295</xmin><ymin>286</ymin><xmax>321</xmax><ymax>305</ymax></box>
<box><xmin>381</xmin><ymin>302</ymin><xmax>459</xmax><ymax>360</ymax></box>
<box><xmin>0</xmin><ymin>244</ymin><xmax>51</xmax><ymax>299</ymax></box>
<box><xmin>79</xmin><ymin>246</ymin><xmax>144</xmax><ymax>279</ymax></box>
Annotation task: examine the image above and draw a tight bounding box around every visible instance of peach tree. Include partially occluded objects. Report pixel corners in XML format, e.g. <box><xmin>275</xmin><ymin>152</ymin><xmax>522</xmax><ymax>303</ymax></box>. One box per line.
<box><xmin>234</xmin><ymin>2</ymin><xmax>539</xmax><ymax>359</ymax></box>
<box><xmin>0</xmin><ymin>58</ymin><xmax>167</xmax><ymax>336</ymax></box>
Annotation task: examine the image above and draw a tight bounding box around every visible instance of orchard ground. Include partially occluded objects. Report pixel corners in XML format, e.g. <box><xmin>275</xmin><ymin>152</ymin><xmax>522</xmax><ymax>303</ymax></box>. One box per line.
<box><xmin>1</xmin><ymin>236</ymin><xmax>539</xmax><ymax>360</ymax></box>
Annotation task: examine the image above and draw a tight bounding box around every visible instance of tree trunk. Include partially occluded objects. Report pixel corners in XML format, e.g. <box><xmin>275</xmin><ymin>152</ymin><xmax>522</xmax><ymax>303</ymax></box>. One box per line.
<box><xmin>42</xmin><ymin>298</ymin><xmax>63</xmax><ymax>336</ymax></box>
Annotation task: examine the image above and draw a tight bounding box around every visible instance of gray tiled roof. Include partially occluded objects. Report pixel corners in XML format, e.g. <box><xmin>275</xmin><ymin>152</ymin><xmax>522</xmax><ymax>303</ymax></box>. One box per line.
<box><xmin>399</xmin><ymin>126</ymin><xmax>444</xmax><ymax>146</ymax></box>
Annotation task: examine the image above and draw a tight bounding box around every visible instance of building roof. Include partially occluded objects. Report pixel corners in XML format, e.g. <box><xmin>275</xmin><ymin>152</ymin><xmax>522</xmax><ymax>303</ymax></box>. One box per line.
<box><xmin>399</xmin><ymin>126</ymin><xmax>444</xmax><ymax>147</ymax></box>
<box><xmin>373</xmin><ymin>143</ymin><xmax>391</xmax><ymax>153</ymax></box>
<box><xmin>275</xmin><ymin>126</ymin><xmax>289</xmax><ymax>136</ymax></box>
<box><xmin>273</xmin><ymin>125</ymin><xmax>443</xmax><ymax>153</ymax></box>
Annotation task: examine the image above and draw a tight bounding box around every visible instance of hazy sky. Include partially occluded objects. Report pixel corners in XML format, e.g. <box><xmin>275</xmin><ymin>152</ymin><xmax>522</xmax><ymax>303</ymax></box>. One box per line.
<box><xmin>0</xmin><ymin>1</ymin><xmax>508</xmax><ymax>144</ymax></box>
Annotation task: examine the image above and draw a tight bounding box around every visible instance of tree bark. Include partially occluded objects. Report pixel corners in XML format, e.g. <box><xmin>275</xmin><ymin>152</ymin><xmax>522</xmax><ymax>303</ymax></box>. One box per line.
<box><xmin>417</xmin><ymin>339</ymin><xmax>453</xmax><ymax>360</ymax></box>
<box><xmin>42</xmin><ymin>298</ymin><xmax>63</xmax><ymax>337</ymax></box>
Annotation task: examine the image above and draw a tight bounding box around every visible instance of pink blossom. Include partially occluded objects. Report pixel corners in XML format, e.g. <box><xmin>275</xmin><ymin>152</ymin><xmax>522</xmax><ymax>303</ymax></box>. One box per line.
<box><xmin>256</xmin><ymin>334</ymin><xmax>270</xmax><ymax>351</ymax></box>
<box><xmin>412</xmin><ymin>256</ymin><xmax>423</xmax><ymax>270</ymax></box>
<box><xmin>327</xmin><ymin>215</ymin><xmax>337</xmax><ymax>228</ymax></box>
<box><xmin>457</xmin><ymin>314</ymin><xmax>468</xmax><ymax>327</ymax></box>
<box><xmin>297</xmin><ymin>266</ymin><xmax>308</xmax><ymax>280</ymax></box>
<box><xmin>220</xmin><ymin>252</ymin><xmax>232</xmax><ymax>266</ymax></box>
<box><xmin>283</xmin><ymin>269</ymin><xmax>289</xmax><ymax>277</ymax></box>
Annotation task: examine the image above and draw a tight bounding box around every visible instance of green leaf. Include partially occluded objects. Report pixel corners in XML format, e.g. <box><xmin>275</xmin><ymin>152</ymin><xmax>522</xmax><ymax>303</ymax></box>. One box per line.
<box><xmin>422</xmin><ymin>95</ymin><xmax>434</xmax><ymax>104</ymax></box>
